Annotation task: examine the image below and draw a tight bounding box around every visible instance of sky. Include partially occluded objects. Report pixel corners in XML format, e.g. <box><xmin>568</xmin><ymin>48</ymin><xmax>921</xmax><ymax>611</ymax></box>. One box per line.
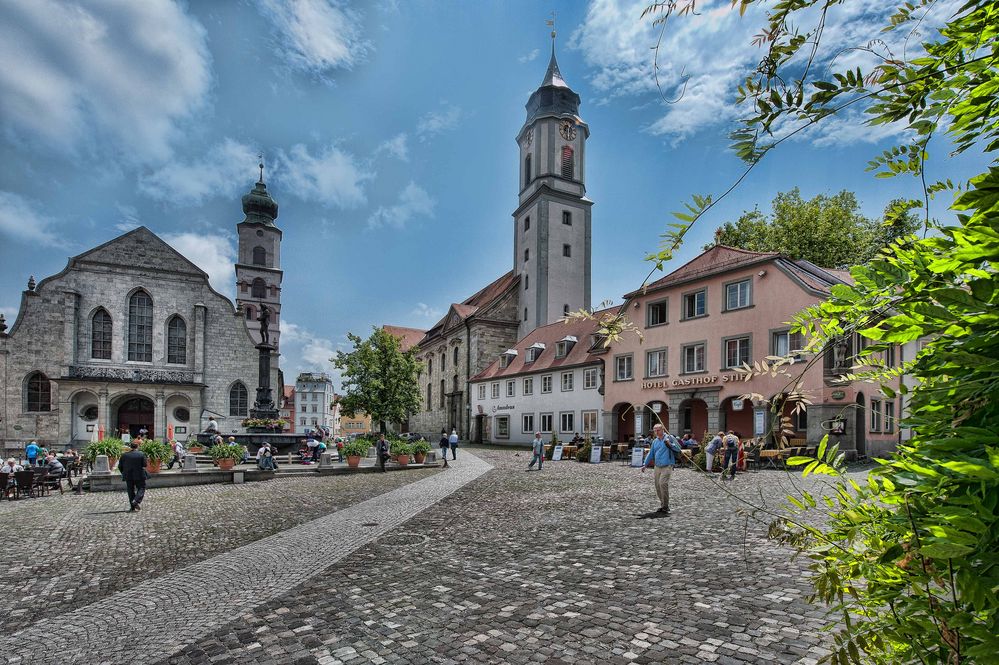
<box><xmin>0</xmin><ymin>0</ymin><xmax>985</xmax><ymax>387</ymax></box>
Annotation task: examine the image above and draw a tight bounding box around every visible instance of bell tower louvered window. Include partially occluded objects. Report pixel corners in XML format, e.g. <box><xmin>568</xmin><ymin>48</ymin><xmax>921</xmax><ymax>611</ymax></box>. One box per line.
<box><xmin>561</xmin><ymin>146</ymin><xmax>574</xmax><ymax>179</ymax></box>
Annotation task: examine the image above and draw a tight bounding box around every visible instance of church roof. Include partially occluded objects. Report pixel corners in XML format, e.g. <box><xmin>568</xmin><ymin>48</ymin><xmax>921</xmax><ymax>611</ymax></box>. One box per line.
<box><xmin>382</xmin><ymin>325</ymin><xmax>426</xmax><ymax>352</ymax></box>
<box><xmin>524</xmin><ymin>46</ymin><xmax>581</xmax><ymax>125</ymax></box>
<box><xmin>70</xmin><ymin>226</ymin><xmax>210</xmax><ymax>279</ymax></box>
<box><xmin>541</xmin><ymin>48</ymin><xmax>568</xmax><ymax>88</ymax></box>
<box><xmin>415</xmin><ymin>270</ymin><xmax>520</xmax><ymax>347</ymax></box>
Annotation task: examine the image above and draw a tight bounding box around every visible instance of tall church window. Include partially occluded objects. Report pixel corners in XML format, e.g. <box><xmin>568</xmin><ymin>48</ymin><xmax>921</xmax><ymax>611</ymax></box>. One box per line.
<box><xmin>453</xmin><ymin>346</ymin><xmax>459</xmax><ymax>365</ymax></box>
<box><xmin>252</xmin><ymin>246</ymin><xmax>267</xmax><ymax>266</ymax></box>
<box><xmin>524</xmin><ymin>154</ymin><xmax>532</xmax><ymax>187</ymax></box>
<box><xmin>167</xmin><ymin>315</ymin><xmax>187</xmax><ymax>364</ymax></box>
<box><xmin>428</xmin><ymin>357</ymin><xmax>433</xmax><ymax>376</ymax></box>
<box><xmin>525</xmin><ymin>274</ymin><xmax>529</xmax><ymax>290</ymax></box>
<box><xmin>426</xmin><ymin>384</ymin><xmax>432</xmax><ymax>410</ymax></box>
<box><xmin>524</xmin><ymin>216</ymin><xmax>530</xmax><ymax>232</ymax></box>
<box><xmin>524</xmin><ymin>248</ymin><xmax>529</xmax><ymax>262</ymax></box>
<box><xmin>229</xmin><ymin>382</ymin><xmax>248</xmax><ymax>416</ymax></box>
<box><xmin>563</xmin><ymin>304</ymin><xmax>570</xmax><ymax>317</ymax></box>
<box><xmin>25</xmin><ymin>372</ymin><xmax>51</xmax><ymax>412</ymax></box>
<box><xmin>561</xmin><ymin>146</ymin><xmax>574</xmax><ymax>179</ymax></box>
<box><xmin>127</xmin><ymin>290</ymin><xmax>153</xmax><ymax>362</ymax></box>
<box><xmin>524</xmin><ymin>308</ymin><xmax>528</xmax><ymax>321</ymax></box>
<box><xmin>245</xmin><ymin>305</ymin><xmax>255</xmax><ymax>320</ymax></box>
<box><xmin>251</xmin><ymin>278</ymin><xmax>267</xmax><ymax>299</ymax></box>
<box><xmin>563</xmin><ymin>244</ymin><xmax>572</xmax><ymax>257</ymax></box>
<box><xmin>91</xmin><ymin>308</ymin><xmax>112</xmax><ymax>360</ymax></box>
<box><xmin>453</xmin><ymin>374</ymin><xmax>459</xmax><ymax>392</ymax></box>
<box><xmin>563</xmin><ymin>211</ymin><xmax>572</xmax><ymax>226</ymax></box>
<box><xmin>439</xmin><ymin>379</ymin><xmax>445</xmax><ymax>408</ymax></box>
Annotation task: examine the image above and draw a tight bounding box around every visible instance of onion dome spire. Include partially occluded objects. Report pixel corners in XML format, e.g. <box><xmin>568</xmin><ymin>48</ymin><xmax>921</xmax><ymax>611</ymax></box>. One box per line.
<box><xmin>241</xmin><ymin>157</ymin><xmax>278</xmax><ymax>225</ymax></box>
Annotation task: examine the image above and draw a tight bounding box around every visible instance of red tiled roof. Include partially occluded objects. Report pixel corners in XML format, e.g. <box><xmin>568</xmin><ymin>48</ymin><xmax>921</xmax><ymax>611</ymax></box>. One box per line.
<box><xmin>625</xmin><ymin>245</ymin><xmax>780</xmax><ymax>298</ymax></box>
<box><xmin>470</xmin><ymin>306</ymin><xmax>616</xmax><ymax>381</ymax></box>
<box><xmin>283</xmin><ymin>385</ymin><xmax>295</xmax><ymax>399</ymax></box>
<box><xmin>419</xmin><ymin>270</ymin><xmax>520</xmax><ymax>346</ymax></box>
<box><xmin>382</xmin><ymin>325</ymin><xmax>426</xmax><ymax>352</ymax></box>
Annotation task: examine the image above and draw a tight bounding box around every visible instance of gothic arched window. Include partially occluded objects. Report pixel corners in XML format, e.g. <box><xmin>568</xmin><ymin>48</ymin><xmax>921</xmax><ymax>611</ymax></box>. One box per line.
<box><xmin>524</xmin><ymin>153</ymin><xmax>532</xmax><ymax>187</ymax></box>
<box><xmin>245</xmin><ymin>305</ymin><xmax>255</xmax><ymax>321</ymax></box>
<box><xmin>25</xmin><ymin>372</ymin><xmax>51</xmax><ymax>412</ymax></box>
<box><xmin>127</xmin><ymin>290</ymin><xmax>153</xmax><ymax>362</ymax></box>
<box><xmin>251</xmin><ymin>278</ymin><xmax>266</xmax><ymax>299</ymax></box>
<box><xmin>426</xmin><ymin>384</ymin><xmax>432</xmax><ymax>411</ymax></box>
<box><xmin>229</xmin><ymin>382</ymin><xmax>249</xmax><ymax>416</ymax></box>
<box><xmin>453</xmin><ymin>346</ymin><xmax>459</xmax><ymax>366</ymax></box>
<box><xmin>561</xmin><ymin>146</ymin><xmax>574</xmax><ymax>179</ymax></box>
<box><xmin>439</xmin><ymin>379</ymin><xmax>445</xmax><ymax>408</ymax></box>
<box><xmin>91</xmin><ymin>308</ymin><xmax>112</xmax><ymax>360</ymax></box>
<box><xmin>167</xmin><ymin>315</ymin><xmax>187</xmax><ymax>364</ymax></box>
<box><xmin>252</xmin><ymin>246</ymin><xmax>267</xmax><ymax>266</ymax></box>
<box><xmin>440</xmin><ymin>351</ymin><xmax>446</xmax><ymax>371</ymax></box>
<box><xmin>428</xmin><ymin>357</ymin><xmax>433</xmax><ymax>376</ymax></box>
<box><xmin>453</xmin><ymin>374</ymin><xmax>459</xmax><ymax>392</ymax></box>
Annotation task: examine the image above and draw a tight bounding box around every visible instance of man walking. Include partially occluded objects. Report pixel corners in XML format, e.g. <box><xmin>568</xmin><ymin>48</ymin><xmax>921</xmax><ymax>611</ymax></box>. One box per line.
<box><xmin>25</xmin><ymin>440</ymin><xmax>39</xmax><ymax>468</ymax></box>
<box><xmin>448</xmin><ymin>429</ymin><xmax>458</xmax><ymax>460</ymax></box>
<box><xmin>166</xmin><ymin>439</ymin><xmax>185</xmax><ymax>470</ymax></box>
<box><xmin>527</xmin><ymin>432</ymin><xmax>545</xmax><ymax>471</ymax></box>
<box><xmin>119</xmin><ymin>441</ymin><xmax>148</xmax><ymax>512</ymax></box>
<box><xmin>376</xmin><ymin>434</ymin><xmax>389</xmax><ymax>473</ymax></box>
<box><xmin>641</xmin><ymin>424</ymin><xmax>681</xmax><ymax>515</ymax></box>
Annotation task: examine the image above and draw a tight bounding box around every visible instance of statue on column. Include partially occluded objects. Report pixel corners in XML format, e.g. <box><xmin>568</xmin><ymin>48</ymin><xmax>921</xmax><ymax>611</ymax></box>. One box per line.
<box><xmin>258</xmin><ymin>304</ymin><xmax>271</xmax><ymax>345</ymax></box>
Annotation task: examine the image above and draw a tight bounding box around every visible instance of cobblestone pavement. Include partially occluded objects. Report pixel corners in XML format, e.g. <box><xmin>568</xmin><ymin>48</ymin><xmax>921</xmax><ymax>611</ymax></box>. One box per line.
<box><xmin>0</xmin><ymin>466</ymin><xmax>441</xmax><ymax>634</ymax></box>
<box><xmin>155</xmin><ymin>449</ymin><xmax>841</xmax><ymax>665</ymax></box>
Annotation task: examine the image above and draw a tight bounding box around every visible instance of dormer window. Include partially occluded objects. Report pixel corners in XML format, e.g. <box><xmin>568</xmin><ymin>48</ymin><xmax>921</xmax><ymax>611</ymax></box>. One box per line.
<box><xmin>499</xmin><ymin>349</ymin><xmax>518</xmax><ymax>368</ymax></box>
<box><xmin>525</xmin><ymin>343</ymin><xmax>545</xmax><ymax>363</ymax></box>
<box><xmin>555</xmin><ymin>336</ymin><xmax>577</xmax><ymax>358</ymax></box>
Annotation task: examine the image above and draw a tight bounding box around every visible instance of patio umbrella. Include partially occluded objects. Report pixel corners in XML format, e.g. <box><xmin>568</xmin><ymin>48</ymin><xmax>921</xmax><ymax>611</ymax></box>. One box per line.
<box><xmin>167</xmin><ymin>423</ymin><xmax>174</xmax><ymax>440</ymax></box>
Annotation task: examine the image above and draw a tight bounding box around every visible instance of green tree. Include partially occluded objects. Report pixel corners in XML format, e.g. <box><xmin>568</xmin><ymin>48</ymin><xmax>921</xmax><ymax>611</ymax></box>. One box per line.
<box><xmin>332</xmin><ymin>327</ymin><xmax>422</xmax><ymax>434</ymax></box>
<box><xmin>712</xmin><ymin>189</ymin><xmax>920</xmax><ymax>267</ymax></box>
<box><xmin>634</xmin><ymin>1</ymin><xmax>999</xmax><ymax>663</ymax></box>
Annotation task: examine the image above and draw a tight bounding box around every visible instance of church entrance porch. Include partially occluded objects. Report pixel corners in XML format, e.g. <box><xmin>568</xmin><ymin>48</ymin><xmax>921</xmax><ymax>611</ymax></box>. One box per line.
<box><xmin>115</xmin><ymin>396</ymin><xmax>154</xmax><ymax>439</ymax></box>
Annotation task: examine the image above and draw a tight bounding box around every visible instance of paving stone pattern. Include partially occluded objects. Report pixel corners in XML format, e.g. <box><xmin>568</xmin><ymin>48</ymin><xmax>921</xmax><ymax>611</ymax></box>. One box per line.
<box><xmin>162</xmin><ymin>450</ymin><xmax>842</xmax><ymax>665</ymax></box>
<box><xmin>0</xmin><ymin>467</ymin><xmax>441</xmax><ymax>634</ymax></box>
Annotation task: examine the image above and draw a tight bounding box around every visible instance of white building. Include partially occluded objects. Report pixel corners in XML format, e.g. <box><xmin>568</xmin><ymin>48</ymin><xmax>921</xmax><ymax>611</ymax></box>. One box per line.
<box><xmin>469</xmin><ymin>313</ymin><xmax>608</xmax><ymax>446</ymax></box>
<box><xmin>294</xmin><ymin>372</ymin><xmax>334</xmax><ymax>433</ymax></box>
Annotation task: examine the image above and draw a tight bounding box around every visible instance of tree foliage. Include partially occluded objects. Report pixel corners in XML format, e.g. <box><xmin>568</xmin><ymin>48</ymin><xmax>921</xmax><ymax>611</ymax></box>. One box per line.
<box><xmin>332</xmin><ymin>327</ymin><xmax>422</xmax><ymax>434</ymax></box>
<box><xmin>712</xmin><ymin>188</ymin><xmax>920</xmax><ymax>267</ymax></box>
<box><xmin>643</xmin><ymin>0</ymin><xmax>999</xmax><ymax>663</ymax></box>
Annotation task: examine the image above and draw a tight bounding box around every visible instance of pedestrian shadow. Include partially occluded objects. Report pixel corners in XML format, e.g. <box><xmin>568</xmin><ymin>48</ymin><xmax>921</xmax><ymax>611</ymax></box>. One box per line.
<box><xmin>635</xmin><ymin>511</ymin><xmax>669</xmax><ymax>519</ymax></box>
<box><xmin>85</xmin><ymin>510</ymin><xmax>131</xmax><ymax>515</ymax></box>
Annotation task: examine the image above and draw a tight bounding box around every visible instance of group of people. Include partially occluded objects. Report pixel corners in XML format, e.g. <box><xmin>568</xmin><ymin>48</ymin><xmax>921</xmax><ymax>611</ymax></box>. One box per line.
<box><xmin>4</xmin><ymin>443</ymin><xmax>81</xmax><ymax>492</ymax></box>
<box><xmin>703</xmin><ymin>430</ymin><xmax>743</xmax><ymax>480</ymax></box>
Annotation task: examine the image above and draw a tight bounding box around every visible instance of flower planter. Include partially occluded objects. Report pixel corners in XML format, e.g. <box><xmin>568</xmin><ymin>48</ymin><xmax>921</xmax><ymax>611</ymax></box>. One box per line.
<box><xmin>216</xmin><ymin>458</ymin><xmax>236</xmax><ymax>471</ymax></box>
<box><xmin>397</xmin><ymin>454</ymin><xmax>410</xmax><ymax>468</ymax></box>
<box><xmin>147</xmin><ymin>460</ymin><xmax>162</xmax><ymax>474</ymax></box>
<box><xmin>346</xmin><ymin>455</ymin><xmax>361</xmax><ymax>468</ymax></box>
<box><xmin>188</xmin><ymin>446</ymin><xmax>204</xmax><ymax>454</ymax></box>
<box><xmin>414</xmin><ymin>453</ymin><xmax>426</xmax><ymax>465</ymax></box>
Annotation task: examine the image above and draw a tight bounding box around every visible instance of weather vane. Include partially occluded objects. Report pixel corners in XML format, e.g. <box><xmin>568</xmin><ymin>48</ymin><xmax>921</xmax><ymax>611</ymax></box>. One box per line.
<box><xmin>547</xmin><ymin>10</ymin><xmax>556</xmax><ymax>44</ymax></box>
<box><xmin>258</xmin><ymin>152</ymin><xmax>264</xmax><ymax>183</ymax></box>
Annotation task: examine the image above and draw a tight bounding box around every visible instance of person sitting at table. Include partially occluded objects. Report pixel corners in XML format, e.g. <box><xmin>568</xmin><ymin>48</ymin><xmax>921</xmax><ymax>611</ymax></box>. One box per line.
<box><xmin>1</xmin><ymin>458</ymin><xmax>23</xmax><ymax>473</ymax></box>
<box><xmin>680</xmin><ymin>434</ymin><xmax>697</xmax><ymax>449</ymax></box>
<box><xmin>44</xmin><ymin>453</ymin><xmax>65</xmax><ymax>477</ymax></box>
<box><xmin>570</xmin><ymin>432</ymin><xmax>583</xmax><ymax>445</ymax></box>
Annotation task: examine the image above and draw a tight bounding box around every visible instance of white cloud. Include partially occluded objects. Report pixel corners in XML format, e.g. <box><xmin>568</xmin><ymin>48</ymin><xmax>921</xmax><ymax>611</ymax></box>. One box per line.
<box><xmin>519</xmin><ymin>48</ymin><xmax>540</xmax><ymax>64</ymax></box>
<box><xmin>280</xmin><ymin>321</ymin><xmax>340</xmax><ymax>385</ymax></box>
<box><xmin>411</xmin><ymin>302</ymin><xmax>442</xmax><ymax>319</ymax></box>
<box><xmin>0</xmin><ymin>0</ymin><xmax>211</xmax><ymax>163</ymax></box>
<box><xmin>277</xmin><ymin>143</ymin><xmax>373</xmax><ymax>208</ymax></box>
<box><xmin>161</xmin><ymin>230</ymin><xmax>237</xmax><ymax>298</ymax></box>
<box><xmin>139</xmin><ymin>139</ymin><xmax>260</xmax><ymax>205</ymax></box>
<box><xmin>376</xmin><ymin>133</ymin><xmax>409</xmax><ymax>161</ymax></box>
<box><xmin>571</xmin><ymin>0</ymin><xmax>960</xmax><ymax>146</ymax></box>
<box><xmin>367</xmin><ymin>182</ymin><xmax>435</xmax><ymax>230</ymax></box>
<box><xmin>255</xmin><ymin>0</ymin><xmax>371</xmax><ymax>75</ymax></box>
<box><xmin>0</xmin><ymin>191</ymin><xmax>64</xmax><ymax>247</ymax></box>
<box><xmin>416</xmin><ymin>106</ymin><xmax>463</xmax><ymax>142</ymax></box>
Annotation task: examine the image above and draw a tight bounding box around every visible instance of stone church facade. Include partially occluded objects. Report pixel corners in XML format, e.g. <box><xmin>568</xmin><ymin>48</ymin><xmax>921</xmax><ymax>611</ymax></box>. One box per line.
<box><xmin>399</xmin><ymin>46</ymin><xmax>594</xmax><ymax>439</ymax></box>
<box><xmin>0</xmin><ymin>177</ymin><xmax>284</xmax><ymax>447</ymax></box>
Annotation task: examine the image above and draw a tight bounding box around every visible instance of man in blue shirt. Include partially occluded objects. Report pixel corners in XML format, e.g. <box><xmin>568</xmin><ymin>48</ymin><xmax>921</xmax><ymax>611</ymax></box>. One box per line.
<box><xmin>25</xmin><ymin>441</ymin><xmax>40</xmax><ymax>467</ymax></box>
<box><xmin>641</xmin><ymin>424</ymin><xmax>682</xmax><ymax>515</ymax></box>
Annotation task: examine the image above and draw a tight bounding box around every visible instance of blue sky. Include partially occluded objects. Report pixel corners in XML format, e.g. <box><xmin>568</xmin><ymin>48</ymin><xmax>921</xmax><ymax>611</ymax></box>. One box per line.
<box><xmin>0</xmin><ymin>0</ymin><xmax>984</xmax><ymax>385</ymax></box>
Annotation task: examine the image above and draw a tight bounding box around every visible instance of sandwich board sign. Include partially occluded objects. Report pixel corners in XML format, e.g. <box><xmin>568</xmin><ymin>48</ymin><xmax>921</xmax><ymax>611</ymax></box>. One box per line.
<box><xmin>589</xmin><ymin>444</ymin><xmax>602</xmax><ymax>464</ymax></box>
<box><xmin>551</xmin><ymin>444</ymin><xmax>564</xmax><ymax>461</ymax></box>
<box><xmin>631</xmin><ymin>447</ymin><xmax>645</xmax><ymax>467</ymax></box>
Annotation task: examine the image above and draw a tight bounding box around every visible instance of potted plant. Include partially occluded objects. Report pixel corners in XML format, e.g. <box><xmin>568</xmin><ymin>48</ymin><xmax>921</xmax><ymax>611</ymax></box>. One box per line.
<box><xmin>139</xmin><ymin>439</ymin><xmax>173</xmax><ymax>474</ymax></box>
<box><xmin>85</xmin><ymin>438</ymin><xmax>126</xmax><ymax>470</ymax></box>
<box><xmin>188</xmin><ymin>441</ymin><xmax>205</xmax><ymax>454</ymax></box>
<box><xmin>343</xmin><ymin>439</ymin><xmax>369</xmax><ymax>468</ymax></box>
<box><xmin>412</xmin><ymin>440</ymin><xmax>431</xmax><ymax>464</ymax></box>
<box><xmin>208</xmin><ymin>442</ymin><xmax>243</xmax><ymax>471</ymax></box>
<box><xmin>391</xmin><ymin>440</ymin><xmax>413</xmax><ymax>467</ymax></box>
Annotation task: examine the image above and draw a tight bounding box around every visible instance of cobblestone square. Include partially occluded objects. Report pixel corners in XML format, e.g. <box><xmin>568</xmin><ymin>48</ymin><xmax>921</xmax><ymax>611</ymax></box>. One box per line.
<box><xmin>1</xmin><ymin>449</ymin><xmax>845</xmax><ymax>664</ymax></box>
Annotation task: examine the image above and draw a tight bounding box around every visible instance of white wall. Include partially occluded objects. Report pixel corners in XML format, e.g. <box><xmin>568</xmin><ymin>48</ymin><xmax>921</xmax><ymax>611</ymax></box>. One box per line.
<box><xmin>470</xmin><ymin>363</ymin><xmax>604</xmax><ymax>445</ymax></box>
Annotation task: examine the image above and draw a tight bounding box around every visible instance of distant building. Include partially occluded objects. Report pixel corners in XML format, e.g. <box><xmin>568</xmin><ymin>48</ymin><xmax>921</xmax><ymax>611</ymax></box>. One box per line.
<box><xmin>469</xmin><ymin>310</ymin><xmax>610</xmax><ymax>445</ymax></box>
<box><xmin>280</xmin><ymin>385</ymin><xmax>295</xmax><ymax>433</ymax></box>
<box><xmin>294</xmin><ymin>372</ymin><xmax>335</xmax><ymax>433</ymax></box>
<box><xmin>0</xmin><ymin>175</ymin><xmax>284</xmax><ymax>446</ymax></box>
<box><xmin>340</xmin><ymin>411</ymin><xmax>372</xmax><ymax>437</ymax></box>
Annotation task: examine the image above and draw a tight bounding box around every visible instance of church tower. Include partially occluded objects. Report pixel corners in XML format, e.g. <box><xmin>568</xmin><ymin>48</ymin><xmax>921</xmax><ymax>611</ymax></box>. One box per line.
<box><xmin>513</xmin><ymin>44</ymin><xmax>592</xmax><ymax>338</ymax></box>
<box><xmin>235</xmin><ymin>164</ymin><xmax>283</xmax><ymax>349</ymax></box>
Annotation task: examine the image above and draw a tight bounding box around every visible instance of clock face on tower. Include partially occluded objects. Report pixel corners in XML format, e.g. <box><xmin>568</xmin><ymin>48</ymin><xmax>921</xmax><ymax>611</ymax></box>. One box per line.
<box><xmin>559</xmin><ymin>120</ymin><xmax>577</xmax><ymax>141</ymax></box>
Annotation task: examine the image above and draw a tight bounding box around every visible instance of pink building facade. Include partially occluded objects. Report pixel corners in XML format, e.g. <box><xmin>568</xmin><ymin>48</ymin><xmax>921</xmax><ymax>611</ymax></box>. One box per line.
<box><xmin>602</xmin><ymin>246</ymin><xmax>903</xmax><ymax>459</ymax></box>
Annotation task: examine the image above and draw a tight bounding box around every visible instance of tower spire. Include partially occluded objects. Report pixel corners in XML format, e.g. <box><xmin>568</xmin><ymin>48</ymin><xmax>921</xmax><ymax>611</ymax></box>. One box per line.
<box><xmin>258</xmin><ymin>153</ymin><xmax>265</xmax><ymax>184</ymax></box>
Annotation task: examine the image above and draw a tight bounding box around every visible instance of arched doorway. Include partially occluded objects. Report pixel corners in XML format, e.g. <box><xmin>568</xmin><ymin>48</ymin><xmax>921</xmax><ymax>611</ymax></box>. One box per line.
<box><xmin>116</xmin><ymin>396</ymin><xmax>154</xmax><ymax>439</ymax></box>
<box><xmin>855</xmin><ymin>393</ymin><xmax>867</xmax><ymax>457</ymax></box>
<box><xmin>720</xmin><ymin>396</ymin><xmax>753</xmax><ymax>438</ymax></box>
<box><xmin>678</xmin><ymin>398</ymin><xmax>709</xmax><ymax>439</ymax></box>
<box><xmin>611</xmin><ymin>403</ymin><xmax>635</xmax><ymax>442</ymax></box>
